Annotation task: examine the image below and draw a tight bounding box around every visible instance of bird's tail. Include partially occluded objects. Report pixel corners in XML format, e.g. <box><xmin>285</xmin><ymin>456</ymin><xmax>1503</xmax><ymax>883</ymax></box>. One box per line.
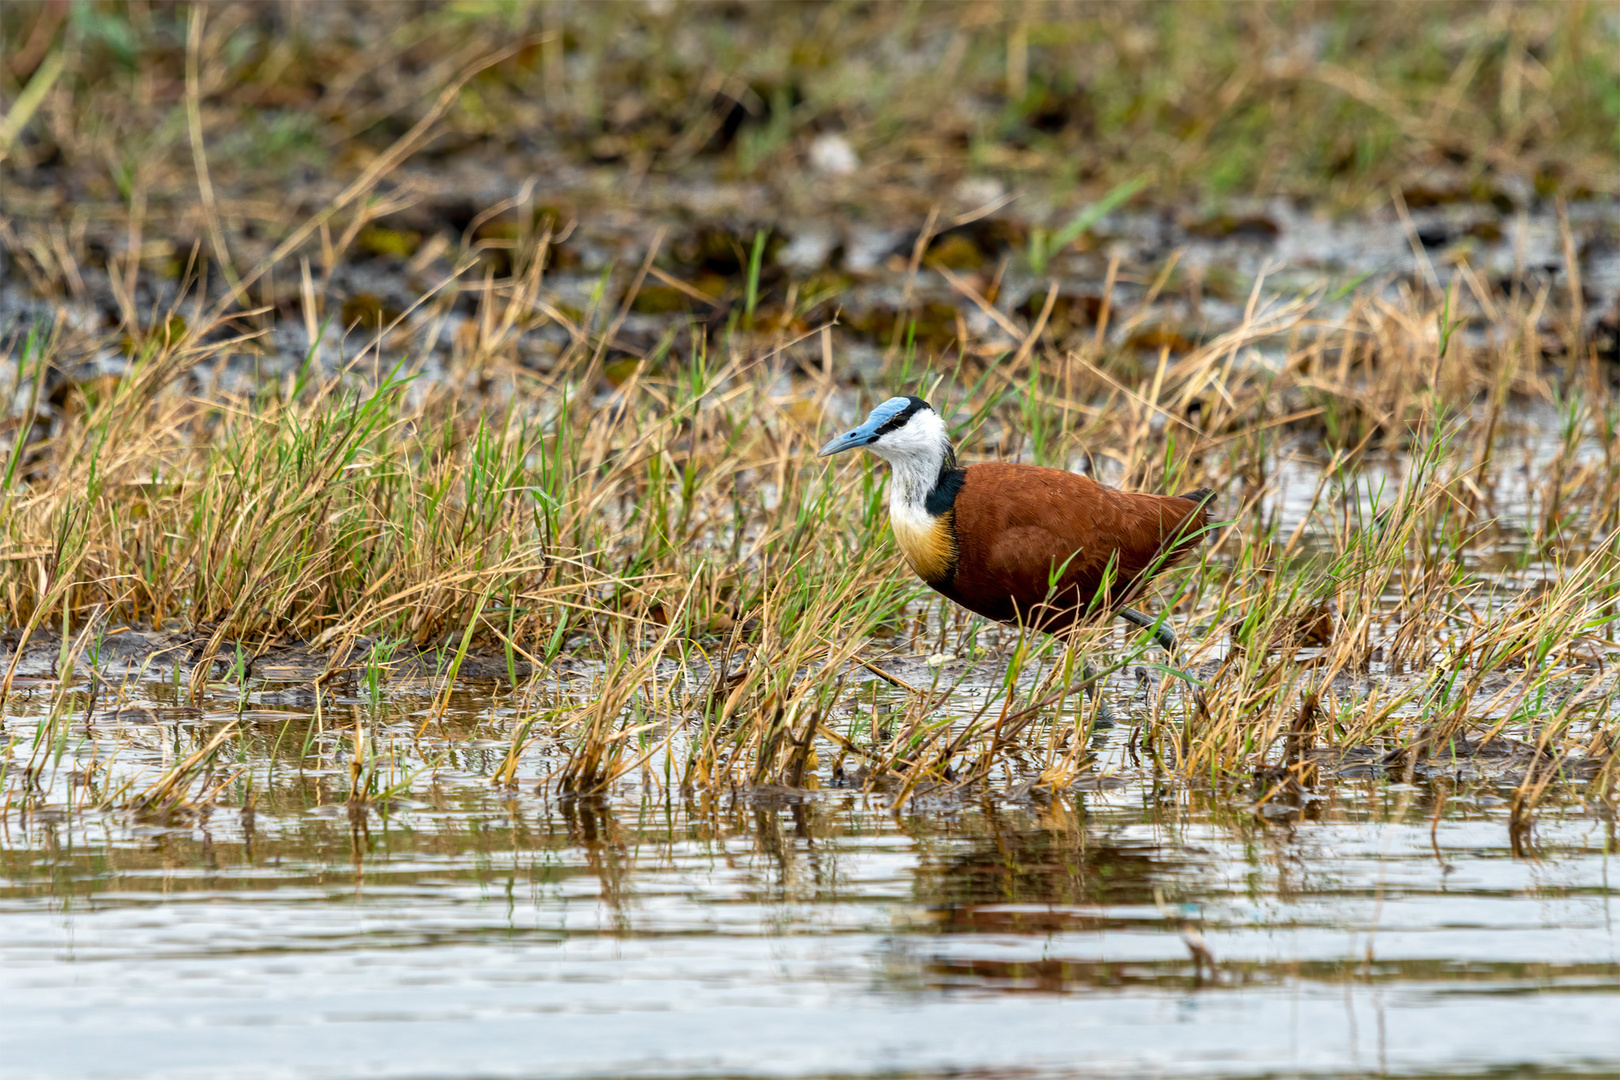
<box><xmin>1177</xmin><ymin>487</ymin><xmax>1216</xmax><ymax>507</ymax></box>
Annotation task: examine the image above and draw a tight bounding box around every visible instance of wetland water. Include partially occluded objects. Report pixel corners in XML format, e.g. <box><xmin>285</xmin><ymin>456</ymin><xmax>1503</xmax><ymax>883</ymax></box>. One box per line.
<box><xmin>2</xmin><ymin>679</ymin><xmax>1616</xmax><ymax>1079</ymax></box>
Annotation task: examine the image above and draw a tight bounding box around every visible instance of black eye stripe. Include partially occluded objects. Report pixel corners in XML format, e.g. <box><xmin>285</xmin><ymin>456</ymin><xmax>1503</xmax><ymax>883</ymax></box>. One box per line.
<box><xmin>872</xmin><ymin>396</ymin><xmax>930</xmax><ymax>437</ymax></box>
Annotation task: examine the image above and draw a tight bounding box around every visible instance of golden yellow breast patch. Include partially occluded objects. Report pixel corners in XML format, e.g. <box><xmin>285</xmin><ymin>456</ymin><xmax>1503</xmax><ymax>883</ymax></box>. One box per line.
<box><xmin>891</xmin><ymin>509</ymin><xmax>957</xmax><ymax>585</ymax></box>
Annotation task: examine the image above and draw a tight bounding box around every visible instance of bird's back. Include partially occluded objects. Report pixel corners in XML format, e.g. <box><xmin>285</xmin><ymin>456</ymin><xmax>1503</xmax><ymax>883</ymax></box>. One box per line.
<box><xmin>937</xmin><ymin>462</ymin><xmax>1209</xmax><ymax>631</ymax></box>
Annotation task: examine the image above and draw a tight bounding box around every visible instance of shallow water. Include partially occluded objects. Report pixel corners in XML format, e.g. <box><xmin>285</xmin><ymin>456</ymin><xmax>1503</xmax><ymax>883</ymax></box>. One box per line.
<box><xmin>2</xmin><ymin>680</ymin><xmax>1616</xmax><ymax>1080</ymax></box>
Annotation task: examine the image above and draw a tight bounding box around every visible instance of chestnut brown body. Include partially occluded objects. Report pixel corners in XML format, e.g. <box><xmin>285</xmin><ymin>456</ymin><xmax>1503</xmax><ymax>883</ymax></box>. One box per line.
<box><xmin>901</xmin><ymin>463</ymin><xmax>1210</xmax><ymax>633</ymax></box>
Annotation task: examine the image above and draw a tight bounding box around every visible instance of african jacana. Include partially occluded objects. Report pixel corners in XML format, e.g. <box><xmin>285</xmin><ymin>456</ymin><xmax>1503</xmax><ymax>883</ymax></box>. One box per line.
<box><xmin>819</xmin><ymin>396</ymin><xmax>1212</xmax><ymax>713</ymax></box>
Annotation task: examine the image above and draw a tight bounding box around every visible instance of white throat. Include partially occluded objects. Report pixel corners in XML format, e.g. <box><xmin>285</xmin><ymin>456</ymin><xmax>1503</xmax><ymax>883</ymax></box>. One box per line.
<box><xmin>870</xmin><ymin>409</ymin><xmax>952</xmax><ymax>520</ymax></box>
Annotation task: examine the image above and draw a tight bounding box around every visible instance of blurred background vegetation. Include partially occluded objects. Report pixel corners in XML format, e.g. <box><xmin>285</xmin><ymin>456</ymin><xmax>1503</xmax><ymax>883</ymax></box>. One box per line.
<box><xmin>4</xmin><ymin>0</ymin><xmax>1616</xmax><ymax>239</ymax></box>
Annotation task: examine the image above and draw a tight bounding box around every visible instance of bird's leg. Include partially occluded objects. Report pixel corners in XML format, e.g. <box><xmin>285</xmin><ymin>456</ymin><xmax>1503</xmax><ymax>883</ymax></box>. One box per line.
<box><xmin>1117</xmin><ymin>606</ymin><xmax>1177</xmax><ymax>655</ymax></box>
<box><xmin>1080</xmin><ymin>662</ymin><xmax>1117</xmax><ymax>728</ymax></box>
<box><xmin>1116</xmin><ymin>607</ymin><xmax>1210</xmax><ymax>713</ymax></box>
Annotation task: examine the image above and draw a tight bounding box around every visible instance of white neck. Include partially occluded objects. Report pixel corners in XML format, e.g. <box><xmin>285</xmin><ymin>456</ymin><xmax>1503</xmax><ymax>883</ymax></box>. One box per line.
<box><xmin>886</xmin><ymin>447</ymin><xmax>946</xmax><ymax>514</ymax></box>
<box><xmin>871</xmin><ymin>410</ymin><xmax>953</xmax><ymax>518</ymax></box>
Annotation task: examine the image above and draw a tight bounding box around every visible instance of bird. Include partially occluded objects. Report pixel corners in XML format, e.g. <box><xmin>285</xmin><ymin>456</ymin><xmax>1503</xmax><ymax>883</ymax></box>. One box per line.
<box><xmin>819</xmin><ymin>395</ymin><xmax>1212</xmax><ymax>714</ymax></box>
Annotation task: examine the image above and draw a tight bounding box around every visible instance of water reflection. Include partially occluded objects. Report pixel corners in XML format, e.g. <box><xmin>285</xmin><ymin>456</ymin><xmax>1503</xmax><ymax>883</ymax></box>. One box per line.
<box><xmin>2</xmin><ymin>690</ymin><xmax>1618</xmax><ymax>1079</ymax></box>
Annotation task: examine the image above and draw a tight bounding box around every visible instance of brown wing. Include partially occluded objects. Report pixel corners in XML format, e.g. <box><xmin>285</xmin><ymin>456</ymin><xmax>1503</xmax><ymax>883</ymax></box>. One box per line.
<box><xmin>938</xmin><ymin>462</ymin><xmax>1208</xmax><ymax>631</ymax></box>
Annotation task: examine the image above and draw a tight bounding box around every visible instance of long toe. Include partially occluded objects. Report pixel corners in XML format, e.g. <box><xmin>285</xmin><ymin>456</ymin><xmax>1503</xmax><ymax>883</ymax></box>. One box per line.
<box><xmin>1090</xmin><ymin>696</ymin><xmax>1117</xmax><ymax>729</ymax></box>
<box><xmin>1081</xmin><ymin>662</ymin><xmax>1118</xmax><ymax>728</ymax></box>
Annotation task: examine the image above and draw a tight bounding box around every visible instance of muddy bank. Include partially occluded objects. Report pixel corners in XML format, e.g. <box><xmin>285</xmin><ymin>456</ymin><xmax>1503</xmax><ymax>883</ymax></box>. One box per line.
<box><xmin>6</xmin><ymin>194</ymin><xmax>1618</xmax><ymax>398</ymax></box>
<box><xmin>0</xmin><ymin>623</ymin><xmax>531</xmax><ymax>683</ymax></box>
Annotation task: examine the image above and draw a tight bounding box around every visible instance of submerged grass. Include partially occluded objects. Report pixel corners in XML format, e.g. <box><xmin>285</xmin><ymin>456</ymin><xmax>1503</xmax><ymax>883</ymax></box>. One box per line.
<box><xmin>1</xmin><ymin>2</ymin><xmax>1617</xmax><ymax>839</ymax></box>
<box><xmin>2</xmin><ymin>207</ymin><xmax>1616</xmax><ymax>833</ymax></box>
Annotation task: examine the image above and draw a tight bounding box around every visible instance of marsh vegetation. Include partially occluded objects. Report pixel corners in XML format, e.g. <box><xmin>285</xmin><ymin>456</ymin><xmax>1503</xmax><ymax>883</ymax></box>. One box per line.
<box><xmin>2</xmin><ymin>3</ymin><xmax>1618</xmax><ymax>1077</ymax></box>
